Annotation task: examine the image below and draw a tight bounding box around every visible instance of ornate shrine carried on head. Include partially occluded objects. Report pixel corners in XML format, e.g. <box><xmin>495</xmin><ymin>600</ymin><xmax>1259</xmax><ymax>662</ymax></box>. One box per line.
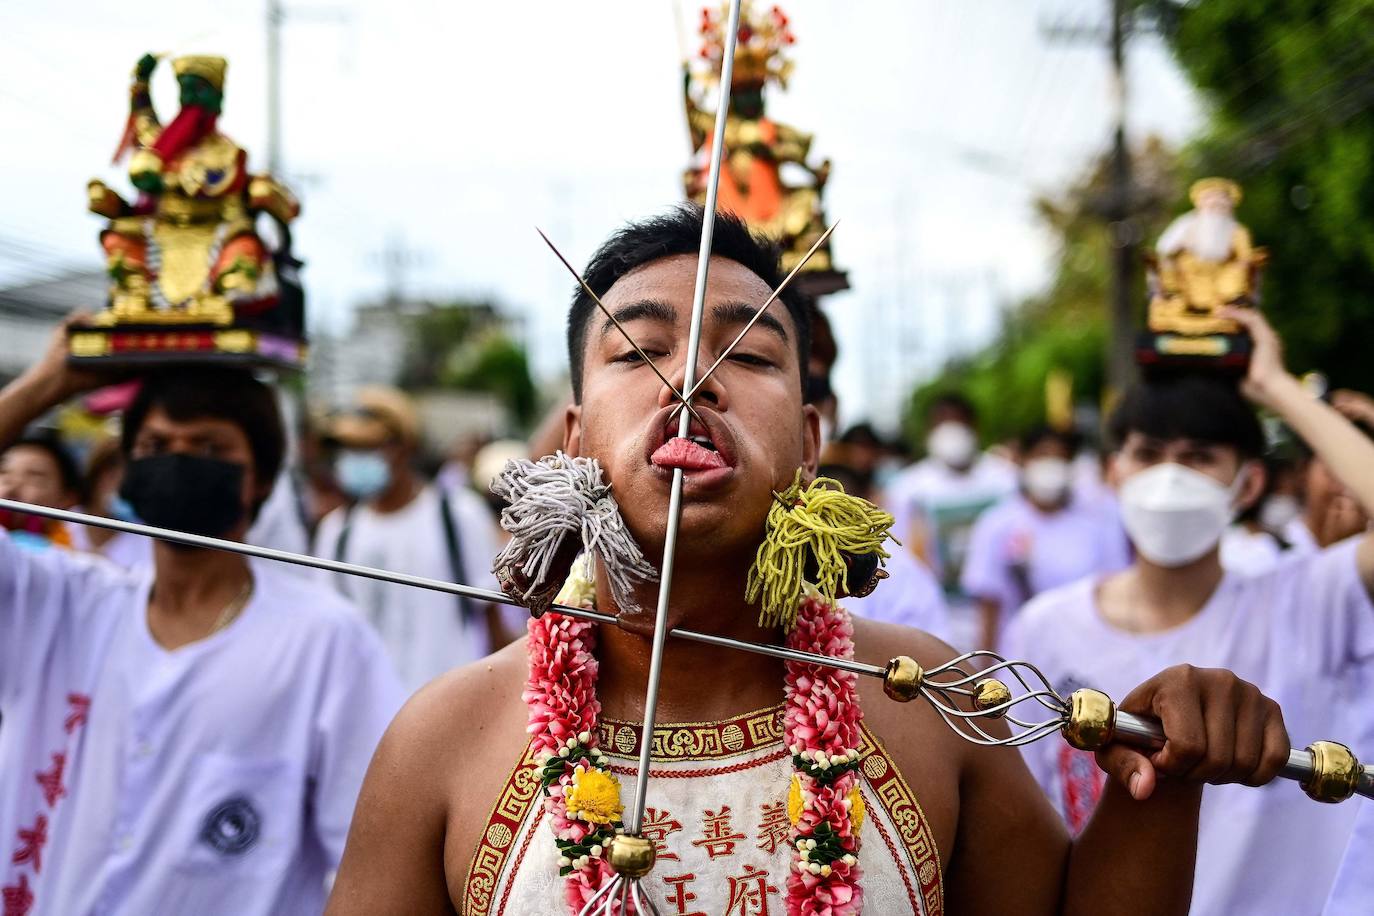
<box><xmin>683</xmin><ymin>1</ymin><xmax>846</xmax><ymax>298</ymax></box>
<box><xmin>74</xmin><ymin>52</ymin><xmax>305</xmax><ymax>371</ymax></box>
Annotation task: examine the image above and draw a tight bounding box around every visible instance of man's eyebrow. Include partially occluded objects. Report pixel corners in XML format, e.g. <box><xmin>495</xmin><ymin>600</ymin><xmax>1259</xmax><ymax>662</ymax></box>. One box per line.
<box><xmin>600</xmin><ymin>299</ymin><xmax>677</xmax><ymax>338</ymax></box>
<box><xmin>711</xmin><ymin>301</ymin><xmax>789</xmax><ymax>344</ymax></box>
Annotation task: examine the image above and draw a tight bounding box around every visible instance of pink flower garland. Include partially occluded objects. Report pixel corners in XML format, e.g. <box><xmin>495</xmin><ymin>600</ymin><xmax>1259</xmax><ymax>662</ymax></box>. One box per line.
<box><xmin>524</xmin><ymin>609</ymin><xmax>620</xmax><ymax>914</ymax></box>
<box><xmin>525</xmin><ymin>586</ymin><xmax>866</xmax><ymax>916</ymax></box>
<box><xmin>784</xmin><ymin>594</ymin><xmax>865</xmax><ymax>916</ymax></box>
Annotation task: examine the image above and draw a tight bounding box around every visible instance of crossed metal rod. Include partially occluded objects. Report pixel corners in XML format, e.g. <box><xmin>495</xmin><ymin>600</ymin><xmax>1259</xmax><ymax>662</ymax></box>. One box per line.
<box><xmin>612</xmin><ymin>8</ymin><xmax>743</xmax><ymax>912</ymax></box>
<box><xmin>535</xmin><ymin>226</ymin><xmax>709</xmax><ymax>431</ymax></box>
<box><xmin>667</xmin><ymin>221</ymin><xmax>837</xmax><ymax>423</ymax></box>
<box><xmin>5</xmin><ymin>495</ymin><xmax>1371</xmax><ymax>810</ymax></box>
<box><xmin>536</xmin><ymin>220</ymin><xmax>837</xmax><ymax>433</ymax></box>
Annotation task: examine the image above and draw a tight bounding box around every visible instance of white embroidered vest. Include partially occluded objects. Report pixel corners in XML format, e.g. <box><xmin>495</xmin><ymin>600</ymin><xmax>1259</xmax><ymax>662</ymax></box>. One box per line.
<box><xmin>463</xmin><ymin>705</ymin><xmax>943</xmax><ymax>916</ymax></box>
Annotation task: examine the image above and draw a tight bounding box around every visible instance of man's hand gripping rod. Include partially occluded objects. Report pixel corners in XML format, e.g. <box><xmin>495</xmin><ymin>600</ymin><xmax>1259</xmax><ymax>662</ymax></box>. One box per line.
<box><xmin>3</xmin><ymin>496</ymin><xmax>1368</xmax><ymax>806</ymax></box>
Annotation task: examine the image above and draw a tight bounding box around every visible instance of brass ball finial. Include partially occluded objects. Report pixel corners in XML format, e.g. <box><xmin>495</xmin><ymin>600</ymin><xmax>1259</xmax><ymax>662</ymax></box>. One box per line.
<box><xmin>1063</xmin><ymin>688</ymin><xmax>1116</xmax><ymax>751</ymax></box>
<box><xmin>1302</xmin><ymin>741</ymin><xmax>1360</xmax><ymax>804</ymax></box>
<box><xmin>973</xmin><ymin>678</ymin><xmax>1013</xmax><ymax>718</ymax></box>
<box><xmin>607</xmin><ymin>834</ymin><xmax>656</xmax><ymax>879</ymax></box>
<box><xmin>883</xmin><ymin>656</ymin><xmax>923</xmax><ymax>702</ymax></box>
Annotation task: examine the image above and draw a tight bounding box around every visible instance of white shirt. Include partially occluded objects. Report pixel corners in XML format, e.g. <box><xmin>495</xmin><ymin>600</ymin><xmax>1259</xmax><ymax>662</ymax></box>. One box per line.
<box><xmin>315</xmin><ymin>484</ymin><xmax>514</xmax><ymax>694</ymax></box>
<box><xmin>1325</xmin><ymin>800</ymin><xmax>1374</xmax><ymax>915</ymax></box>
<box><xmin>883</xmin><ymin>454</ymin><xmax>1017</xmax><ymax>594</ymax></box>
<box><xmin>1220</xmin><ymin>525</ymin><xmax>1283</xmax><ymax>576</ymax></box>
<box><xmin>961</xmin><ymin>493</ymin><xmax>1131</xmax><ymax>632</ymax></box>
<box><xmin>0</xmin><ymin>529</ymin><xmax>403</xmax><ymax>916</ymax></box>
<box><xmin>1003</xmin><ymin>540</ymin><xmax>1374</xmax><ymax>916</ymax></box>
<box><xmin>848</xmin><ymin>545</ymin><xmax>952</xmax><ymax>644</ymax></box>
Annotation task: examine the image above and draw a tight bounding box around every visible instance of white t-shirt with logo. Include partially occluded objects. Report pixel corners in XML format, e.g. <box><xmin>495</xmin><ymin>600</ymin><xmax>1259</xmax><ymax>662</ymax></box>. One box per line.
<box><xmin>960</xmin><ymin>493</ymin><xmax>1131</xmax><ymax>635</ymax></box>
<box><xmin>884</xmin><ymin>454</ymin><xmax>1016</xmax><ymax>649</ymax></box>
<box><xmin>1003</xmin><ymin>540</ymin><xmax>1374</xmax><ymax>916</ymax></box>
<box><xmin>0</xmin><ymin>529</ymin><xmax>404</xmax><ymax>916</ymax></box>
<box><xmin>315</xmin><ymin>484</ymin><xmax>516</xmax><ymax>694</ymax></box>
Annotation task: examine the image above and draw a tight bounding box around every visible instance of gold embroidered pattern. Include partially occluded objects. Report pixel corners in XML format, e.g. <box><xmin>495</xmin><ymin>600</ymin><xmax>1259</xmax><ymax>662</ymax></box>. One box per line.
<box><xmin>858</xmin><ymin>723</ymin><xmax>944</xmax><ymax>916</ymax></box>
<box><xmin>598</xmin><ymin>704</ymin><xmax>786</xmax><ymax>761</ymax></box>
<box><xmin>464</xmin><ymin>741</ymin><xmax>541</xmax><ymax>916</ymax></box>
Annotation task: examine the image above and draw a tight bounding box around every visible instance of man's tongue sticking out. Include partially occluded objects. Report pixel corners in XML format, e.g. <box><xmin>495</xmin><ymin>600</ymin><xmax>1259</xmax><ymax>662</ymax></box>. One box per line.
<box><xmin>652</xmin><ymin>436</ymin><xmax>727</xmax><ymax>472</ymax></box>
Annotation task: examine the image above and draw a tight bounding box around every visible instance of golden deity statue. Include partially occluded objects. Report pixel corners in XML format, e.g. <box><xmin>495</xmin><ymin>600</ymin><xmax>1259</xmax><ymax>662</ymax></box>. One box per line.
<box><xmin>684</xmin><ymin>3</ymin><xmax>841</xmax><ymax>288</ymax></box>
<box><xmin>74</xmin><ymin>53</ymin><xmax>306</xmax><ymax>370</ymax></box>
<box><xmin>1146</xmin><ymin>177</ymin><xmax>1268</xmax><ymax>338</ymax></box>
<box><xmin>87</xmin><ymin>53</ymin><xmax>298</xmax><ymax>328</ymax></box>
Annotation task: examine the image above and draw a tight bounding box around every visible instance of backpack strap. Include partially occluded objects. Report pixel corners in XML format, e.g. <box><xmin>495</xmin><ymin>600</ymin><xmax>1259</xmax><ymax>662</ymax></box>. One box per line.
<box><xmin>438</xmin><ymin>490</ymin><xmax>479</xmax><ymax>624</ymax></box>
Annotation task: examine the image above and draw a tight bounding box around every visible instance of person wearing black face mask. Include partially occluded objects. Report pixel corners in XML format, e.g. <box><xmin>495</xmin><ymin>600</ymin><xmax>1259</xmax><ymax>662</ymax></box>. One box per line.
<box><xmin>0</xmin><ymin>319</ymin><xmax>403</xmax><ymax>916</ymax></box>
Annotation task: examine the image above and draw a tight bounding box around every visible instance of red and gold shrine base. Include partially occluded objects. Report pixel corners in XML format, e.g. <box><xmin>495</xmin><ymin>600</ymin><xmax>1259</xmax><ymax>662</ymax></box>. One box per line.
<box><xmin>67</xmin><ymin>324</ymin><xmax>306</xmax><ymax>372</ymax></box>
<box><xmin>1135</xmin><ymin>330</ymin><xmax>1251</xmax><ymax>375</ymax></box>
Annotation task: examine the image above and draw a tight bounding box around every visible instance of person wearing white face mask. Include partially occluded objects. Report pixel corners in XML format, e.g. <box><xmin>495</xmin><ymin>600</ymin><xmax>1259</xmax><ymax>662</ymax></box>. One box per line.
<box><xmin>314</xmin><ymin>386</ymin><xmax>519</xmax><ymax>694</ymax></box>
<box><xmin>1004</xmin><ymin>307</ymin><xmax>1374</xmax><ymax>916</ymax></box>
<box><xmin>883</xmin><ymin>393</ymin><xmax>1016</xmax><ymax>648</ymax></box>
<box><xmin>1218</xmin><ymin>454</ymin><xmax>1312</xmax><ymax>575</ymax></box>
<box><xmin>961</xmin><ymin>427</ymin><xmax>1131</xmax><ymax>651</ymax></box>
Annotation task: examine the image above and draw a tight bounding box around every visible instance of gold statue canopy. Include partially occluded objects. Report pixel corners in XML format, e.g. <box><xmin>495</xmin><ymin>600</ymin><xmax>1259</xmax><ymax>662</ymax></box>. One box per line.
<box><xmin>74</xmin><ymin>53</ymin><xmax>305</xmax><ymax>370</ymax></box>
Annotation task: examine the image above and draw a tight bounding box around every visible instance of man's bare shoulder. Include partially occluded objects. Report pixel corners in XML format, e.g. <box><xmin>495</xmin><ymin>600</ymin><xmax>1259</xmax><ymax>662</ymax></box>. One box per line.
<box><xmin>327</xmin><ymin>638</ymin><xmax>534</xmax><ymax>914</ymax></box>
<box><xmin>390</xmin><ymin>636</ymin><xmax>531</xmax><ymax>766</ymax></box>
<box><xmin>848</xmin><ymin>616</ymin><xmax>969</xmax><ymax>752</ymax></box>
<box><xmin>847</xmin><ymin>616</ymin><xmax>970</xmax><ymax>861</ymax></box>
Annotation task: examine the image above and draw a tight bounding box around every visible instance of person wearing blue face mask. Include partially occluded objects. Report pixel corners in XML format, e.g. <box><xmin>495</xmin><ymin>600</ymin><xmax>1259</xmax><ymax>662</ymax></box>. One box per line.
<box><xmin>68</xmin><ymin>435</ymin><xmax>154</xmax><ymax>570</ymax></box>
<box><xmin>315</xmin><ymin>386</ymin><xmax>519</xmax><ymax>694</ymax></box>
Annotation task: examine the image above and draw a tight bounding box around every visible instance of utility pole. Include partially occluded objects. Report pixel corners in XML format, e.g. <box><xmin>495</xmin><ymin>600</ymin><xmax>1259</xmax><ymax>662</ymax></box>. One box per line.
<box><xmin>1045</xmin><ymin>0</ymin><xmax>1143</xmax><ymax>393</ymax></box>
<box><xmin>267</xmin><ymin>0</ymin><xmax>283</xmax><ymax>176</ymax></box>
<box><xmin>1105</xmin><ymin>0</ymin><xmax>1138</xmax><ymax>392</ymax></box>
<box><xmin>264</xmin><ymin>0</ymin><xmax>351</xmax><ymax>179</ymax></box>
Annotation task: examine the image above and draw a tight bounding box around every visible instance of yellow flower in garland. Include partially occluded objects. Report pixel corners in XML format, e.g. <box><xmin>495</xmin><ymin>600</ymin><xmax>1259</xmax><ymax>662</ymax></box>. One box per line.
<box><xmin>788</xmin><ymin>774</ymin><xmax>805</xmax><ymax>825</ymax></box>
<box><xmin>565</xmin><ymin>766</ymin><xmax>623</xmax><ymax>825</ymax></box>
<box><xmin>847</xmin><ymin>784</ymin><xmax>866</xmax><ymax>835</ymax></box>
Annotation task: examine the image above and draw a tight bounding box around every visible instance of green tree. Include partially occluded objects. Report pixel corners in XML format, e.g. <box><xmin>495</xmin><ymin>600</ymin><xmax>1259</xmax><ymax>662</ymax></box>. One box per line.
<box><xmin>442</xmin><ymin>330</ymin><xmax>538</xmax><ymax>428</ymax></box>
<box><xmin>396</xmin><ymin>300</ymin><xmax>538</xmax><ymax>429</ymax></box>
<box><xmin>904</xmin><ymin>140</ymin><xmax>1182</xmax><ymax>448</ymax></box>
<box><xmin>1164</xmin><ymin>0</ymin><xmax>1374</xmax><ymax>386</ymax></box>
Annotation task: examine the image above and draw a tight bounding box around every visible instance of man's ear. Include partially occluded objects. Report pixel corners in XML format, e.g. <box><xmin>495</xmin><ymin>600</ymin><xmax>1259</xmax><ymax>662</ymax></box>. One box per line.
<box><xmin>1105</xmin><ymin>451</ymin><xmax>1122</xmax><ymax>490</ymax></box>
<box><xmin>800</xmin><ymin>404</ymin><xmax>822</xmax><ymax>479</ymax></box>
<box><xmin>1236</xmin><ymin>460</ymin><xmax>1268</xmax><ymax>513</ymax></box>
<box><xmin>563</xmin><ymin>402</ymin><xmax>583</xmax><ymax>457</ymax></box>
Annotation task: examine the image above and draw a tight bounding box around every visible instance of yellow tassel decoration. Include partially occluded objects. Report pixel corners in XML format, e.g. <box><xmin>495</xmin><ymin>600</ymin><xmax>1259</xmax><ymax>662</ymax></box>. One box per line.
<box><xmin>746</xmin><ymin>470</ymin><xmax>896</xmax><ymax>630</ymax></box>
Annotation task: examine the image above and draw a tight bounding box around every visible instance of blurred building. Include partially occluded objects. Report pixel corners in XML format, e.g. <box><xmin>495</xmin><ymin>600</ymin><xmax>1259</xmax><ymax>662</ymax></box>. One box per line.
<box><xmin>0</xmin><ymin>271</ymin><xmax>106</xmax><ymax>384</ymax></box>
<box><xmin>309</xmin><ymin>296</ymin><xmax>523</xmax><ymax>455</ymax></box>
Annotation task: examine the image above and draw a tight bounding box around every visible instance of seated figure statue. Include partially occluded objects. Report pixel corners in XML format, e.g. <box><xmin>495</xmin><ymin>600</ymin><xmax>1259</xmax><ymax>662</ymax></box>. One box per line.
<box><xmin>1147</xmin><ymin>177</ymin><xmax>1268</xmax><ymax>337</ymax></box>
<box><xmin>87</xmin><ymin>53</ymin><xmax>298</xmax><ymax>327</ymax></box>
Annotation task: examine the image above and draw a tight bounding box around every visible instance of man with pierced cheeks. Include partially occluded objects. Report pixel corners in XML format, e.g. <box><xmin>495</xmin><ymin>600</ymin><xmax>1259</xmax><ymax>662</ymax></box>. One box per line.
<box><xmin>328</xmin><ymin>208</ymin><xmax>1291</xmax><ymax>915</ymax></box>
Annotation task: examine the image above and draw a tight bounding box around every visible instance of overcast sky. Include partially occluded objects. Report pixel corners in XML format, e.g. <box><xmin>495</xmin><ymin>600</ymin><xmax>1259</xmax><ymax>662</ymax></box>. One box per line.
<box><xmin>0</xmin><ymin>0</ymin><xmax>1201</xmax><ymax>429</ymax></box>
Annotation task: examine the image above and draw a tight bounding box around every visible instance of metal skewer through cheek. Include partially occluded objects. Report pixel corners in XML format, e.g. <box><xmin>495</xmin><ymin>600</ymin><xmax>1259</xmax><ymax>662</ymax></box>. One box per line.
<box><xmin>593</xmin><ymin>1</ymin><xmax>743</xmax><ymax>911</ymax></box>
<box><xmin>6</xmin><ymin>495</ymin><xmax>1372</xmax><ymax>808</ymax></box>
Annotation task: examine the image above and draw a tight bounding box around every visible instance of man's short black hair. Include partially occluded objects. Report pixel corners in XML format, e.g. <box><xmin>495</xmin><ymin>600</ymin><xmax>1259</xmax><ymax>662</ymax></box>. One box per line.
<box><xmin>1107</xmin><ymin>375</ymin><xmax>1264</xmax><ymax>459</ymax></box>
<box><xmin>1020</xmin><ymin>425</ymin><xmax>1081</xmax><ymax>459</ymax></box>
<box><xmin>926</xmin><ymin>392</ymin><xmax>977</xmax><ymax>425</ymax></box>
<box><xmin>565</xmin><ymin>204</ymin><xmax>811</xmax><ymax>402</ymax></box>
<box><xmin>9</xmin><ymin>431</ymin><xmax>84</xmax><ymax>503</ymax></box>
<box><xmin>122</xmin><ymin>367</ymin><xmax>286</xmax><ymax>499</ymax></box>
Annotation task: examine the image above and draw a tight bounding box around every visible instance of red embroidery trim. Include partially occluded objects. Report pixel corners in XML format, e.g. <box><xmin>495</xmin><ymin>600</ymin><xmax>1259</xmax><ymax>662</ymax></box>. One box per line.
<box><xmin>608</xmin><ymin>749</ymin><xmax>791</xmax><ymax>780</ymax></box>
<box><xmin>11</xmin><ymin>817</ymin><xmax>48</xmax><ymax>873</ymax></box>
<box><xmin>2</xmin><ymin>874</ymin><xmax>34</xmax><ymax>916</ymax></box>
<box><xmin>63</xmin><ymin>694</ymin><xmax>90</xmax><ymax>734</ymax></box>
<box><xmin>34</xmin><ymin>754</ymin><xmax>66</xmax><ymax>809</ymax></box>
<box><xmin>864</xmin><ymin>791</ymin><xmax>919</xmax><ymax>911</ymax></box>
<box><xmin>495</xmin><ymin>807</ymin><xmax>544</xmax><ymax>916</ymax></box>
